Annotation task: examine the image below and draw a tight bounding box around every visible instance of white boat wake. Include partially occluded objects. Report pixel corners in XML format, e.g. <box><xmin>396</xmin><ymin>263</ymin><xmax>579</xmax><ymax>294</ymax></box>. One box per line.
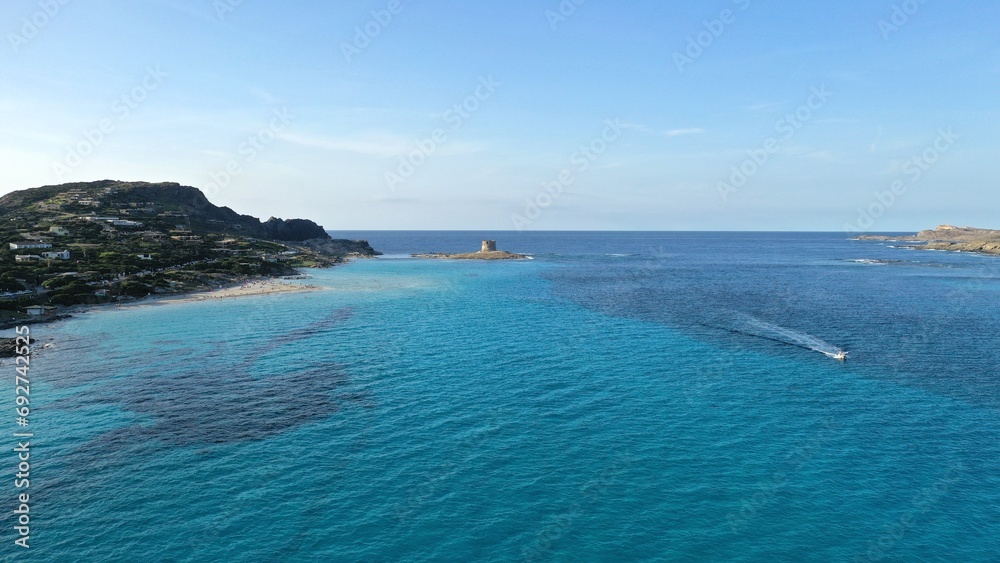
<box><xmin>727</xmin><ymin>314</ymin><xmax>848</xmax><ymax>361</ymax></box>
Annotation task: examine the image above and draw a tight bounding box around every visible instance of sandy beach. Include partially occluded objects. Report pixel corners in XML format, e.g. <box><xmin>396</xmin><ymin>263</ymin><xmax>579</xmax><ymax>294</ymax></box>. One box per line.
<box><xmin>100</xmin><ymin>279</ymin><xmax>326</xmax><ymax>310</ymax></box>
<box><xmin>0</xmin><ymin>279</ymin><xmax>327</xmax><ymax>330</ymax></box>
<box><xmin>149</xmin><ymin>280</ymin><xmax>325</xmax><ymax>305</ymax></box>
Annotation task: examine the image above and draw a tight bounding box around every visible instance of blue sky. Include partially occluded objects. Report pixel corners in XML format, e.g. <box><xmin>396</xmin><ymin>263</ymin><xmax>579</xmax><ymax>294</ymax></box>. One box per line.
<box><xmin>1</xmin><ymin>0</ymin><xmax>997</xmax><ymax>230</ymax></box>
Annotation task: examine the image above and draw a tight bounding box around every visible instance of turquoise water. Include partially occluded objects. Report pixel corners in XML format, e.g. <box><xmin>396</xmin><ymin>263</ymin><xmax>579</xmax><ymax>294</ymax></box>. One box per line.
<box><xmin>7</xmin><ymin>232</ymin><xmax>1000</xmax><ymax>561</ymax></box>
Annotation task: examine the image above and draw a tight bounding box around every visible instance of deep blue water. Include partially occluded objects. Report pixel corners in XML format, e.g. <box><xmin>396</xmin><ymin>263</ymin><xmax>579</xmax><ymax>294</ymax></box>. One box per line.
<box><xmin>6</xmin><ymin>232</ymin><xmax>1000</xmax><ymax>561</ymax></box>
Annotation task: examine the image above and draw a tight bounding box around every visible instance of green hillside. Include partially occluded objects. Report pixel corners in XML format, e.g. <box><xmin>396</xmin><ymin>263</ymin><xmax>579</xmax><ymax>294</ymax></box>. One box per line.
<box><xmin>0</xmin><ymin>180</ymin><xmax>378</xmax><ymax>315</ymax></box>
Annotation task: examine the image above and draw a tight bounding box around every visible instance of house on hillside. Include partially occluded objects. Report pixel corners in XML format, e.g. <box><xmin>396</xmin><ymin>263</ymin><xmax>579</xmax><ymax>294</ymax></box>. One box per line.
<box><xmin>24</xmin><ymin>305</ymin><xmax>56</xmax><ymax>317</ymax></box>
<box><xmin>9</xmin><ymin>241</ymin><xmax>52</xmax><ymax>250</ymax></box>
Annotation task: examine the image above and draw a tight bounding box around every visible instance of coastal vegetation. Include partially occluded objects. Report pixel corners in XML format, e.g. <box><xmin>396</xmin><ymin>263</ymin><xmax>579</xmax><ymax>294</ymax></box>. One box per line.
<box><xmin>0</xmin><ymin>180</ymin><xmax>378</xmax><ymax>321</ymax></box>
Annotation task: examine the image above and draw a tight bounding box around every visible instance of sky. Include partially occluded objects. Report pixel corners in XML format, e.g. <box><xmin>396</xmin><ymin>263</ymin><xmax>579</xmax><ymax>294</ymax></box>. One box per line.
<box><xmin>1</xmin><ymin>0</ymin><xmax>998</xmax><ymax>231</ymax></box>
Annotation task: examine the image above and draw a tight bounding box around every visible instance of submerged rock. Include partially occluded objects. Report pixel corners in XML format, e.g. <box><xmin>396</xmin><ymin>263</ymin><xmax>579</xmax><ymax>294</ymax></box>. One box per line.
<box><xmin>1</xmin><ymin>337</ymin><xmax>34</xmax><ymax>357</ymax></box>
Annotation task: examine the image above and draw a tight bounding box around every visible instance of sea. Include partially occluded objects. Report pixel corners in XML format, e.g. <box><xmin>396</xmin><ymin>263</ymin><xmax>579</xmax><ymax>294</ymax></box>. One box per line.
<box><xmin>5</xmin><ymin>231</ymin><xmax>1000</xmax><ymax>561</ymax></box>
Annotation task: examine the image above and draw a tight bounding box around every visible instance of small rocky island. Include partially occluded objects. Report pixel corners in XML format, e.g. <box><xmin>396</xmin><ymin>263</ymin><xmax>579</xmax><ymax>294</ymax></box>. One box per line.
<box><xmin>413</xmin><ymin>240</ymin><xmax>528</xmax><ymax>260</ymax></box>
<box><xmin>856</xmin><ymin>225</ymin><xmax>1000</xmax><ymax>256</ymax></box>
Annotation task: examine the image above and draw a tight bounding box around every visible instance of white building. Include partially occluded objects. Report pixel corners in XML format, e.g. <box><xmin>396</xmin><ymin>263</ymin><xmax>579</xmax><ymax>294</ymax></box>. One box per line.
<box><xmin>24</xmin><ymin>305</ymin><xmax>56</xmax><ymax>316</ymax></box>
<box><xmin>42</xmin><ymin>250</ymin><xmax>71</xmax><ymax>260</ymax></box>
<box><xmin>9</xmin><ymin>241</ymin><xmax>52</xmax><ymax>250</ymax></box>
<box><xmin>14</xmin><ymin>255</ymin><xmax>42</xmax><ymax>262</ymax></box>
<box><xmin>112</xmin><ymin>219</ymin><xmax>143</xmax><ymax>227</ymax></box>
<box><xmin>49</xmin><ymin>226</ymin><xmax>71</xmax><ymax>236</ymax></box>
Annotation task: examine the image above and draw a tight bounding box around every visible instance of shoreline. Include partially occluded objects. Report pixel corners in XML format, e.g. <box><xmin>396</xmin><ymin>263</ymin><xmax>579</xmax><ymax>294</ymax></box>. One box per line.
<box><xmin>114</xmin><ymin>279</ymin><xmax>326</xmax><ymax>307</ymax></box>
<box><xmin>0</xmin><ymin>276</ymin><xmax>328</xmax><ymax>331</ymax></box>
<box><xmin>855</xmin><ymin>225</ymin><xmax>1000</xmax><ymax>257</ymax></box>
<box><xmin>854</xmin><ymin>240</ymin><xmax>1000</xmax><ymax>257</ymax></box>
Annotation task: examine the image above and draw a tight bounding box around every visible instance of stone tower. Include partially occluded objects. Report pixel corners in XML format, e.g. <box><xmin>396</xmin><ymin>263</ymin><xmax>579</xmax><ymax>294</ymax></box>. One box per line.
<box><xmin>481</xmin><ymin>240</ymin><xmax>497</xmax><ymax>252</ymax></box>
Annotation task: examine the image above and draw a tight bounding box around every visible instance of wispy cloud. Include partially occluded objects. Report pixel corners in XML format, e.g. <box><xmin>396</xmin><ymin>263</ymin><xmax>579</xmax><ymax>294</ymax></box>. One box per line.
<box><xmin>250</xmin><ymin>87</ymin><xmax>283</xmax><ymax>105</ymax></box>
<box><xmin>621</xmin><ymin>122</ymin><xmax>704</xmax><ymax>137</ymax></box>
<box><xmin>278</xmin><ymin>132</ymin><xmax>486</xmax><ymax>157</ymax></box>
<box><xmin>663</xmin><ymin>128</ymin><xmax>704</xmax><ymax>137</ymax></box>
<box><xmin>278</xmin><ymin>132</ymin><xmax>412</xmax><ymax>156</ymax></box>
<box><xmin>814</xmin><ymin>117</ymin><xmax>862</xmax><ymax>124</ymax></box>
<box><xmin>745</xmin><ymin>101</ymin><xmax>786</xmax><ymax>113</ymax></box>
<box><xmin>780</xmin><ymin>145</ymin><xmax>840</xmax><ymax>161</ymax></box>
<box><xmin>620</xmin><ymin>122</ymin><xmax>652</xmax><ymax>133</ymax></box>
<box><xmin>369</xmin><ymin>194</ymin><xmax>424</xmax><ymax>203</ymax></box>
<box><xmin>870</xmin><ymin>126</ymin><xmax>884</xmax><ymax>153</ymax></box>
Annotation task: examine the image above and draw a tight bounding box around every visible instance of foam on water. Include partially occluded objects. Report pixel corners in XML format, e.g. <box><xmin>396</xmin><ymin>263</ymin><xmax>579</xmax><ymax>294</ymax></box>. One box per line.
<box><xmin>732</xmin><ymin>314</ymin><xmax>847</xmax><ymax>359</ymax></box>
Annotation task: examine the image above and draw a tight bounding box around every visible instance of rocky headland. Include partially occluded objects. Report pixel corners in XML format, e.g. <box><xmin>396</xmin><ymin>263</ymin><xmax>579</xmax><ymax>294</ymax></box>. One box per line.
<box><xmin>856</xmin><ymin>225</ymin><xmax>1000</xmax><ymax>256</ymax></box>
<box><xmin>0</xmin><ymin>180</ymin><xmax>381</xmax><ymax>323</ymax></box>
